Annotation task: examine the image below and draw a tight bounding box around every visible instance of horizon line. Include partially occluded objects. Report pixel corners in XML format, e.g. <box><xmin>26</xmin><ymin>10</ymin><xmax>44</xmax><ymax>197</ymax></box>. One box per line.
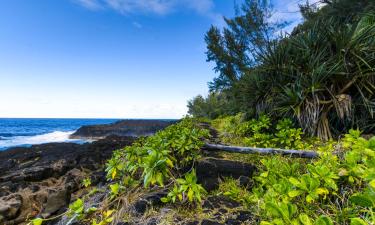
<box><xmin>0</xmin><ymin>117</ymin><xmax>181</xmax><ymax>120</ymax></box>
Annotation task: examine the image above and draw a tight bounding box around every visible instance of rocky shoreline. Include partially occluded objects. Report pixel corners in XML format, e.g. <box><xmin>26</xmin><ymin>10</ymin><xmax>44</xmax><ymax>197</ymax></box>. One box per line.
<box><xmin>70</xmin><ymin>119</ymin><xmax>177</xmax><ymax>140</ymax></box>
<box><xmin>0</xmin><ymin>135</ymin><xmax>137</xmax><ymax>225</ymax></box>
<box><xmin>0</xmin><ymin>121</ymin><xmax>257</xmax><ymax>225</ymax></box>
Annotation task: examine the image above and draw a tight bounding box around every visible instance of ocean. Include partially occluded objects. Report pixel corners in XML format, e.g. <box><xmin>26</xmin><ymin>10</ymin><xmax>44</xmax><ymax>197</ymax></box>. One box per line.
<box><xmin>0</xmin><ymin>118</ymin><xmax>119</xmax><ymax>150</ymax></box>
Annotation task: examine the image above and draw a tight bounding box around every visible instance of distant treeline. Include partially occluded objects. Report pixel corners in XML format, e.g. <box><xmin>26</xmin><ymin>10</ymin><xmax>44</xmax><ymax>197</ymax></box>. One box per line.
<box><xmin>188</xmin><ymin>0</ymin><xmax>375</xmax><ymax>140</ymax></box>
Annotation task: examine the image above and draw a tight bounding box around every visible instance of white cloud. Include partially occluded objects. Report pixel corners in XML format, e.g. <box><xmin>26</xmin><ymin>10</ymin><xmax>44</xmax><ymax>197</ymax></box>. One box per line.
<box><xmin>271</xmin><ymin>0</ymin><xmax>324</xmax><ymax>33</ymax></box>
<box><xmin>132</xmin><ymin>21</ymin><xmax>143</xmax><ymax>28</ymax></box>
<box><xmin>73</xmin><ymin>0</ymin><xmax>102</xmax><ymax>10</ymax></box>
<box><xmin>74</xmin><ymin>0</ymin><xmax>215</xmax><ymax>15</ymax></box>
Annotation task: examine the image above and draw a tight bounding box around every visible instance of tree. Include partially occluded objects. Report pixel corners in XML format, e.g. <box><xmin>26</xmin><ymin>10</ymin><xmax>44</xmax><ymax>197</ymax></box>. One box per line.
<box><xmin>205</xmin><ymin>0</ymin><xmax>286</xmax><ymax>91</ymax></box>
<box><xmin>190</xmin><ymin>0</ymin><xmax>375</xmax><ymax>139</ymax></box>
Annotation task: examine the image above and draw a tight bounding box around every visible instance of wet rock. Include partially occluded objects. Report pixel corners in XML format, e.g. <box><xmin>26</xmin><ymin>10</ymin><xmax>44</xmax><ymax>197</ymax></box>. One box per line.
<box><xmin>235</xmin><ymin>210</ymin><xmax>252</xmax><ymax>222</ymax></box>
<box><xmin>201</xmin><ymin>219</ymin><xmax>224</xmax><ymax>225</ymax></box>
<box><xmin>132</xmin><ymin>191</ymin><xmax>168</xmax><ymax>215</ymax></box>
<box><xmin>225</xmin><ymin>219</ymin><xmax>241</xmax><ymax>225</ymax></box>
<box><xmin>0</xmin><ymin>135</ymin><xmax>136</xmax><ymax>224</ymax></box>
<box><xmin>183</xmin><ymin>221</ymin><xmax>199</xmax><ymax>225</ymax></box>
<box><xmin>196</xmin><ymin>158</ymin><xmax>256</xmax><ymax>191</ymax></box>
<box><xmin>146</xmin><ymin>218</ymin><xmax>158</xmax><ymax>225</ymax></box>
<box><xmin>238</xmin><ymin>176</ymin><xmax>251</xmax><ymax>188</ymax></box>
<box><xmin>203</xmin><ymin>196</ymin><xmax>240</xmax><ymax>210</ymax></box>
<box><xmin>0</xmin><ymin>194</ymin><xmax>22</xmax><ymax>220</ymax></box>
<box><xmin>41</xmin><ymin>188</ymin><xmax>70</xmax><ymax>218</ymax></box>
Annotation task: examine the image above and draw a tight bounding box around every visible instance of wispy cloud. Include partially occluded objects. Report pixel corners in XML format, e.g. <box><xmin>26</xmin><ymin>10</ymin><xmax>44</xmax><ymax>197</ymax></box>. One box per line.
<box><xmin>74</xmin><ymin>0</ymin><xmax>215</xmax><ymax>15</ymax></box>
<box><xmin>74</xmin><ymin>0</ymin><xmax>102</xmax><ymax>10</ymax></box>
<box><xmin>132</xmin><ymin>21</ymin><xmax>143</xmax><ymax>29</ymax></box>
<box><xmin>271</xmin><ymin>0</ymin><xmax>324</xmax><ymax>33</ymax></box>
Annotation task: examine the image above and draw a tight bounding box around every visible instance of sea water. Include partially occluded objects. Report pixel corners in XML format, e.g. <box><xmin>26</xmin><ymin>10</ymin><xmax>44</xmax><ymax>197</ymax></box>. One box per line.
<box><xmin>0</xmin><ymin>118</ymin><xmax>118</xmax><ymax>150</ymax></box>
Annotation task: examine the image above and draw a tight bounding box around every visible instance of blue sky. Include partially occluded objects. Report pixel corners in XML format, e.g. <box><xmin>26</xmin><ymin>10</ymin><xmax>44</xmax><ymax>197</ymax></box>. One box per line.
<box><xmin>0</xmin><ymin>0</ymin><xmax>314</xmax><ymax>119</ymax></box>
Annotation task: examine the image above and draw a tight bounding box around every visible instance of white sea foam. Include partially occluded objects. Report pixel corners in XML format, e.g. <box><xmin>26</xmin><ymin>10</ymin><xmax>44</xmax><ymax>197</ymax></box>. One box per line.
<box><xmin>0</xmin><ymin>130</ymin><xmax>85</xmax><ymax>150</ymax></box>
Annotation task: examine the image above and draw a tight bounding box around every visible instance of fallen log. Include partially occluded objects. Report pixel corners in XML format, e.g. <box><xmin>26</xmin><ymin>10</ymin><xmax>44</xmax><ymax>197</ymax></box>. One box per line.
<box><xmin>204</xmin><ymin>143</ymin><xmax>319</xmax><ymax>159</ymax></box>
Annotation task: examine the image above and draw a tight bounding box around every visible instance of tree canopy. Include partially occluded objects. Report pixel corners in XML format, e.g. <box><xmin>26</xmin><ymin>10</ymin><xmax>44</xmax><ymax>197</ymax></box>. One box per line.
<box><xmin>189</xmin><ymin>0</ymin><xmax>375</xmax><ymax>140</ymax></box>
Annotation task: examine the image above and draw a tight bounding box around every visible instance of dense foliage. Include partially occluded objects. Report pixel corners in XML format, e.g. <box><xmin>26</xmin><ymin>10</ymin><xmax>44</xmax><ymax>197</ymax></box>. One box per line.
<box><xmin>218</xmin><ymin>129</ymin><xmax>375</xmax><ymax>224</ymax></box>
<box><xmin>29</xmin><ymin>119</ymin><xmax>210</xmax><ymax>225</ymax></box>
<box><xmin>212</xmin><ymin>113</ymin><xmax>311</xmax><ymax>149</ymax></box>
<box><xmin>105</xmin><ymin>118</ymin><xmax>209</xmax><ymax>189</ymax></box>
<box><xmin>188</xmin><ymin>0</ymin><xmax>375</xmax><ymax>140</ymax></box>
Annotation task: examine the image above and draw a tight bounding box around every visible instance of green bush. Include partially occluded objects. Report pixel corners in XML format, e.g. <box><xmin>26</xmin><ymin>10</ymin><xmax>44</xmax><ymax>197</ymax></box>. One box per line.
<box><xmin>161</xmin><ymin>169</ymin><xmax>207</xmax><ymax>204</ymax></box>
<box><xmin>212</xmin><ymin>114</ymin><xmax>311</xmax><ymax>149</ymax></box>
<box><xmin>221</xmin><ymin>129</ymin><xmax>375</xmax><ymax>224</ymax></box>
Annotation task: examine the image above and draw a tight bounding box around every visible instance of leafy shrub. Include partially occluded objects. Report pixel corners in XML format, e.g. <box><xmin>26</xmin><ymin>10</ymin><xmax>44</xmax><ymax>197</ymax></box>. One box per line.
<box><xmin>213</xmin><ymin>114</ymin><xmax>311</xmax><ymax>149</ymax></box>
<box><xmin>220</xmin><ymin>129</ymin><xmax>375</xmax><ymax>224</ymax></box>
<box><xmin>105</xmin><ymin>118</ymin><xmax>209</xmax><ymax>189</ymax></box>
<box><xmin>161</xmin><ymin>169</ymin><xmax>207</xmax><ymax>204</ymax></box>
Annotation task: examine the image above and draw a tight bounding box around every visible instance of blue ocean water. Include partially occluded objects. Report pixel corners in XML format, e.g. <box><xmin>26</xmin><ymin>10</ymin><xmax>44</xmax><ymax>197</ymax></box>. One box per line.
<box><xmin>0</xmin><ymin>118</ymin><xmax>119</xmax><ymax>150</ymax></box>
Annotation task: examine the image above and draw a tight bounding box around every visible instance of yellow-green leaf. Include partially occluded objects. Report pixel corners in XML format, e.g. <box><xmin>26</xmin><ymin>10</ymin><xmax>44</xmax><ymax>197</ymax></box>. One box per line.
<box><xmin>187</xmin><ymin>188</ymin><xmax>194</xmax><ymax>202</ymax></box>
<box><xmin>316</xmin><ymin>188</ymin><xmax>329</xmax><ymax>196</ymax></box>
<box><xmin>369</xmin><ymin>179</ymin><xmax>375</xmax><ymax>189</ymax></box>
<box><xmin>31</xmin><ymin>218</ymin><xmax>43</xmax><ymax>225</ymax></box>
<box><xmin>299</xmin><ymin>213</ymin><xmax>313</xmax><ymax>225</ymax></box>
<box><xmin>111</xmin><ymin>169</ymin><xmax>117</xmax><ymax>180</ymax></box>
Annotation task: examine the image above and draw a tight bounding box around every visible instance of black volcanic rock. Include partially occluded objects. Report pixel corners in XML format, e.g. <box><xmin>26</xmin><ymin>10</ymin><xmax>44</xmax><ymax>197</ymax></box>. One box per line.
<box><xmin>196</xmin><ymin>158</ymin><xmax>256</xmax><ymax>191</ymax></box>
<box><xmin>70</xmin><ymin>119</ymin><xmax>177</xmax><ymax>139</ymax></box>
<box><xmin>0</xmin><ymin>135</ymin><xmax>136</xmax><ymax>225</ymax></box>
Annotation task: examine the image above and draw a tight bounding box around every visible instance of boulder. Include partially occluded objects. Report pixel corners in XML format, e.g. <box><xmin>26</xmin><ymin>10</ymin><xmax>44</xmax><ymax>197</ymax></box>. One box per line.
<box><xmin>132</xmin><ymin>191</ymin><xmax>168</xmax><ymax>215</ymax></box>
<box><xmin>70</xmin><ymin>119</ymin><xmax>176</xmax><ymax>140</ymax></box>
<box><xmin>196</xmin><ymin>158</ymin><xmax>256</xmax><ymax>191</ymax></box>
<box><xmin>41</xmin><ymin>188</ymin><xmax>70</xmax><ymax>218</ymax></box>
<box><xmin>0</xmin><ymin>194</ymin><xmax>22</xmax><ymax>220</ymax></box>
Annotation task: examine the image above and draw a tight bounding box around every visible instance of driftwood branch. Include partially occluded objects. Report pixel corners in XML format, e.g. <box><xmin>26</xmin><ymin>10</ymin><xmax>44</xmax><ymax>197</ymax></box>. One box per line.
<box><xmin>204</xmin><ymin>143</ymin><xmax>319</xmax><ymax>159</ymax></box>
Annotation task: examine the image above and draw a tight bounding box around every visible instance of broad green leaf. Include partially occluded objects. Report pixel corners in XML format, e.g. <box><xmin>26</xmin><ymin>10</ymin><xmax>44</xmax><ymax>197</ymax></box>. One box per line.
<box><xmin>288</xmin><ymin>190</ymin><xmax>304</xmax><ymax>198</ymax></box>
<box><xmin>260</xmin><ymin>222</ymin><xmax>273</xmax><ymax>225</ymax></box>
<box><xmin>289</xmin><ymin>177</ymin><xmax>300</xmax><ymax>186</ymax></box>
<box><xmin>315</xmin><ymin>216</ymin><xmax>334</xmax><ymax>225</ymax></box>
<box><xmin>265</xmin><ymin>202</ymin><xmax>283</xmax><ymax>217</ymax></box>
<box><xmin>350</xmin><ymin>218</ymin><xmax>368</xmax><ymax>225</ymax></box>
<box><xmin>350</xmin><ymin>194</ymin><xmax>373</xmax><ymax>207</ymax></box>
<box><xmin>299</xmin><ymin>214</ymin><xmax>313</xmax><ymax>225</ymax></box>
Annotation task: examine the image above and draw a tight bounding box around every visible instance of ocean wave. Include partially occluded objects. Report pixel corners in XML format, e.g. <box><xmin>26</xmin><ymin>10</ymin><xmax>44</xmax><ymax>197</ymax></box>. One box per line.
<box><xmin>0</xmin><ymin>130</ymin><xmax>84</xmax><ymax>150</ymax></box>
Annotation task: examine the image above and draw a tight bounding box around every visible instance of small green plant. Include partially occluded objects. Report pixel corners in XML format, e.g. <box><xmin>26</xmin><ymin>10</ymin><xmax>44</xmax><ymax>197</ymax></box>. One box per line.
<box><xmin>67</xmin><ymin>198</ymin><xmax>85</xmax><ymax>220</ymax></box>
<box><xmin>162</xmin><ymin>169</ymin><xmax>207</xmax><ymax>204</ymax></box>
<box><xmin>109</xmin><ymin>183</ymin><xmax>121</xmax><ymax>199</ymax></box>
<box><xmin>82</xmin><ymin>177</ymin><xmax>92</xmax><ymax>188</ymax></box>
<box><xmin>29</xmin><ymin>218</ymin><xmax>43</xmax><ymax>225</ymax></box>
<box><xmin>141</xmin><ymin>148</ymin><xmax>173</xmax><ymax>187</ymax></box>
<box><xmin>91</xmin><ymin>210</ymin><xmax>115</xmax><ymax>225</ymax></box>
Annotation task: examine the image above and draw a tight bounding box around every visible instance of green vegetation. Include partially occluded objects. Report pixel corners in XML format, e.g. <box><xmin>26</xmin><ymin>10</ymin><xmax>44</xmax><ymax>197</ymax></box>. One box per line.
<box><xmin>28</xmin><ymin>116</ymin><xmax>375</xmax><ymax>224</ymax></box>
<box><xmin>29</xmin><ymin>1</ymin><xmax>375</xmax><ymax>224</ymax></box>
<box><xmin>28</xmin><ymin>118</ymin><xmax>210</xmax><ymax>225</ymax></box>
<box><xmin>105</xmin><ymin>118</ymin><xmax>209</xmax><ymax>188</ymax></box>
<box><xmin>216</xmin><ymin>128</ymin><xmax>375</xmax><ymax>224</ymax></box>
<box><xmin>188</xmin><ymin>0</ymin><xmax>375</xmax><ymax>140</ymax></box>
<box><xmin>212</xmin><ymin>113</ymin><xmax>312</xmax><ymax>149</ymax></box>
<box><xmin>161</xmin><ymin>169</ymin><xmax>207</xmax><ymax>204</ymax></box>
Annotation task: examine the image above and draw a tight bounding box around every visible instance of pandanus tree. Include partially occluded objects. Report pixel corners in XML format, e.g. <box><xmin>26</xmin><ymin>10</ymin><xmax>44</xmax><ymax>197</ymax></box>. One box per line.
<box><xmin>189</xmin><ymin>0</ymin><xmax>375</xmax><ymax>140</ymax></box>
<box><xmin>258</xmin><ymin>14</ymin><xmax>375</xmax><ymax>139</ymax></box>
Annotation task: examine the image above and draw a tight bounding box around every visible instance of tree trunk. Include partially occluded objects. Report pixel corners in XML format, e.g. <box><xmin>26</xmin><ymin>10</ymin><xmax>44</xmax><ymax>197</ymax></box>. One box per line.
<box><xmin>204</xmin><ymin>143</ymin><xmax>319</xmax><ymax>159</ymax></box>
